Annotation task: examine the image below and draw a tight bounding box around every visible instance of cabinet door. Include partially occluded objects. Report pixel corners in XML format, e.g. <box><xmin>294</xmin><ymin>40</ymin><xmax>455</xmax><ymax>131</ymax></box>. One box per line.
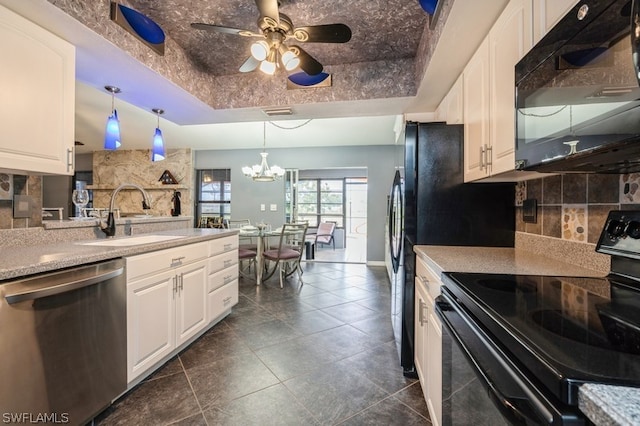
<box><xmin>0</xmin><ymin>5</ymin><xmax>75</xmax><ymax>175</ymax></box>
<box><xmin>127</xmin><ymin>270</ymin><xmax>175</xmax><ymax>382</ymax></box>
<box><xmin>414</xmin><ymin>277</ymin><xmax>429</xmax><ymax>393</ymax></box>
<box><xmin>533</xmin><ymin>0</ymin><xmax>579</xmax><ymax>44</ymax></box>
<box><xmin>446</xmin><ymin>74</ymin><xmax>464</xmax><ymax>125</ymax></box>
<box><xmin>463</xmin><ymin>37</ymin><xmax>490</xmax><ymax>182</ymax></box>
<box><xmin>427</xmin><ymin>312</ymin><xmax>443</xmax><ymax>426</ymax></box>
<box><xmin>175</xmin><ymin>260</ymin><xmax>208</xmax><ymax>346</ymax></box>
<box><xmin>489</xmin><ymin>0</ymin><xmax>533</xmax><ymax>175</ymax></box>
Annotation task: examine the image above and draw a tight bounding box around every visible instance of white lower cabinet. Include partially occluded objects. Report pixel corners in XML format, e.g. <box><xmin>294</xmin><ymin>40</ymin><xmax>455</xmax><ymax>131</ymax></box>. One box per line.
<box><xmin>126</xmin><ymin>256</ymin><xmax>207</xmax><ymax>383</ymax></box>
<box><xmin>126</xmin><ymin>236</ymin><xmax>239</xmax><ymax>384</ymax></box>
<box><xmin>415</xmin><ymin>255</ymin><xmax>443</xmax><ymax>426</ymax></box>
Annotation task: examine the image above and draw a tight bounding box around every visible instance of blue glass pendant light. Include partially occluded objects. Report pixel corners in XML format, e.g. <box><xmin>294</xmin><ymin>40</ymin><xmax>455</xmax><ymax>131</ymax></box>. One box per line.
<box><xmin>418</xmin><ymin>0</ymin><xmax>438</xmax><ymax>14</ymax></box>
<box><xmin>151</xmin><ymin>108</ymin><xmax>166</xmax><ymax>162</ymax></box>
<box><xmin>104</xmin><ymin>86</ymin><xmax>121</xmax><ymax>150</ymax></box>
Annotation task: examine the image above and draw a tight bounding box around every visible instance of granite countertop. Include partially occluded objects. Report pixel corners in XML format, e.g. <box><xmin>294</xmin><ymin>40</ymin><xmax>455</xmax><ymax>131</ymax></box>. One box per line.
<box><xmin>414</xmin><ymin>245</ymin><xmax>606</xmax><ymax>278</ymax></box>
<box><xmin>0</xmin><ymin>228</ymin><xmax>237</xmax><ymax>281</ymax></box>
<box><xmin>414</xmin><ymin>245</ymin><xmax>639</xmax><ymax>426</ymax></box>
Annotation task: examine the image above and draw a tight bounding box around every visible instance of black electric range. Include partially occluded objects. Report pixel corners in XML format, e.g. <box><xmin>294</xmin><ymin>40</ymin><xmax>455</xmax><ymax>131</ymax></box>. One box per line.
<box><xmin>441</xmin><ymin>210</ymin><xmax>640</xmax><ymax>408</ymax></box>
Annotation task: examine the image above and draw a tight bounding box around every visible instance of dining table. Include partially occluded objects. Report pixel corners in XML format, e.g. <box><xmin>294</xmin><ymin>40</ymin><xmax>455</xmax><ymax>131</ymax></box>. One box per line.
<box><xmin>238</xmin><ymin>225</ymin><xmax>281</xmax><ymax>285</ymax></box>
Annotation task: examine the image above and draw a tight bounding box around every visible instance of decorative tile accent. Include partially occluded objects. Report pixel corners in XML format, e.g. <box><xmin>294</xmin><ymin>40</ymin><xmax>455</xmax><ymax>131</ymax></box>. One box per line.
<box><xmin>515</xmin><ymin>181</ymin><xmax>526</xmax><ymax>206</ymax></box>
<box><xmin>563</xmin><ymin>204</ymin><xmax>588</xmax><ymax>242</ymax></box>
<box><xmin>621</xmin><ymin>173</ymin><xmax>640</xmax><ymax>203</ymax></box>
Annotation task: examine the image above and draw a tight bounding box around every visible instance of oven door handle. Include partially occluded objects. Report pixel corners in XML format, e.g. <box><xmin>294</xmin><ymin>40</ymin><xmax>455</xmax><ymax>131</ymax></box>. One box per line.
<box><xmin>435</xmin><ymin>295</ymin><xmax>554</xmax><ymax>425</ymax></box>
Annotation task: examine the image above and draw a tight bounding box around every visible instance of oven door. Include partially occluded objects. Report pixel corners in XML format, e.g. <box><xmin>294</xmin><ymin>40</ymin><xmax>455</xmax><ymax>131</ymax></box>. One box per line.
<box><xmin>435</xmin><ymin>289</ymin><xmax>584</xmax><ymax>426</ymax></box>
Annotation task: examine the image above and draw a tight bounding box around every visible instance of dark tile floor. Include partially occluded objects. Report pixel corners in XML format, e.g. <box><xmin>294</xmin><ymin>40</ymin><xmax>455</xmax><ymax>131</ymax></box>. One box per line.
<box><xmin>94</xmin><ymin>262</ymin><xmax>431</xmax><ymax>425</ymax></box>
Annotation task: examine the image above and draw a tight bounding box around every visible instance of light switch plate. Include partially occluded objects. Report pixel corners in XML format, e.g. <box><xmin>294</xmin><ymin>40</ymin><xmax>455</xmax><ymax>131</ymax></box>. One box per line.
<box><xmin>260</xmin><ymin>204</ymin><xmax>266</xmax><ymax>211</ymax></box>
<box><xmin>270</xmin><ymin>204</ymin><xmax>277</xmax><ymax>211</ymax></box>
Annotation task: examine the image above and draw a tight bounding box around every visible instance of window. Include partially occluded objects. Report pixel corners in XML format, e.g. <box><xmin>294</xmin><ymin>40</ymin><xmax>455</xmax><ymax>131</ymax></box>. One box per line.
<box><xmin>297</xmin><ymin>178</ymin><xmax>344</xmax><ymax>227</ymax></box>
<box><xmin>196</xmin><ymin>169</ymin><xmax>230</xmax><ymax>224</ymax></box>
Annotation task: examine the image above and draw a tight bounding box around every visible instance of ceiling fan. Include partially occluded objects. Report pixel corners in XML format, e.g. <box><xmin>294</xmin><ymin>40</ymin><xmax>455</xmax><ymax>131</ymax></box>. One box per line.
<box><xmin>190</xmin><ymin>0</ymin><xmax>352</xmax><ymax>77</ymax></box>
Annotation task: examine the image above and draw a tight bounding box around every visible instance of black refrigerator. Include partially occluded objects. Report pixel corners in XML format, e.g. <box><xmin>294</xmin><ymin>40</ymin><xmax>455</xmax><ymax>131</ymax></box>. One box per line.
<box><xmin>390</xmin><ymin>122</ymin><xmax>515</xmax><ymax>376</ymax></box>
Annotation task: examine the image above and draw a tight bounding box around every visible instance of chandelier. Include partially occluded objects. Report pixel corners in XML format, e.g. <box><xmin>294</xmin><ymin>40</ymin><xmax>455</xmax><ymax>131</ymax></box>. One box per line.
<box><xmin>242</xmin><ymin>122</ymin><xmax>285</xmax><ymax>182</ymax></box>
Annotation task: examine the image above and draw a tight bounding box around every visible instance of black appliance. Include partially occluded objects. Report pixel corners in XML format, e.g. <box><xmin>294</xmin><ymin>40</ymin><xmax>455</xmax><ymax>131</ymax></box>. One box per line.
<box><xmin>515</xmin><ymin>0</ymin><xmax>640</xmax><ymax>174</ymax></box>
<box><xmin>436</xmin><ymin>210</ymin><xmax>640</xmax><ymax>425</ymax></box>
<box><xmin>389</xmin><ymin>122</ymin><xmax>515</xmax><ymax>376</ymax></box>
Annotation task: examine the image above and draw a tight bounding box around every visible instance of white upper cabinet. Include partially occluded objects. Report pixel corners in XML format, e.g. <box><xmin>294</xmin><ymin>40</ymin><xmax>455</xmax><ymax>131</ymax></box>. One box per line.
<box><xmin>464</xmin><ymin>0</ymin><xmax>533</xmax><ymax>182</ymax></box>
<box><xmin>0</xmin><ymin>5</ymin><xmax>75</xmax><ymax>175</ymax></box>
<box><xmin>533</xmin><ymin>0</ymin><xmax>580</xmax><ymax>44</ymax></box>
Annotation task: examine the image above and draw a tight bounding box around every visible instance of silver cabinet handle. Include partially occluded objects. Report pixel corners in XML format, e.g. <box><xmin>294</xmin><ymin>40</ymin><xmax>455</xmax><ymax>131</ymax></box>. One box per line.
<box><xmin>172</xmin><ymin>275</ymin><xmax>177</xmax><ymax>299</ymax></box>
<box><xmin>223</xmin><ymin>259</ymin><xmax>232</xmax><ymax>268</ymax></box>
<box><xmin>66</xmin><ymin>147</ymin><xmax>74</xmax><ymax>173</ymax></box>
<box><xmin>223</xmin><ymin>274</ymin><xmax>234</xmax><ymax>285</ymax></box>
<box><xmin>179</xmin><ymin>273</ymin><xmax>184</xmax><ymax>291</ymax></box>
<box><xmin>223</xmin><ymin>296</ymin><xmax>232</xmax><ymax>306</ymax></box>
<box><xmin>487</xmin><ymin>145</ymin><xmax>493</xmax><ymax>167</ymax></box>
<box><xmin>171</xmin><ymin>256</ymin><xmax>185</xmax><ymax>267</ymax></box>
<box><xmin>223</xmin><ymin>243</ymin><xmax>233</xmax><ymax>251</ymax></box>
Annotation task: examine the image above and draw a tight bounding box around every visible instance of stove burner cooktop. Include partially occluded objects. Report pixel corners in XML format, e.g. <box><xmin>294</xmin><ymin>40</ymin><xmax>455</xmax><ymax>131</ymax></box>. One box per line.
<box><xmin>444</xmin><ymin>271</ymin><xmax>640</xmax><ymax>404</ymax></box>
<box><xmin>442</xmin><ymin>211</ymin><xmax>640</xmax><ymax>405</ymax></box>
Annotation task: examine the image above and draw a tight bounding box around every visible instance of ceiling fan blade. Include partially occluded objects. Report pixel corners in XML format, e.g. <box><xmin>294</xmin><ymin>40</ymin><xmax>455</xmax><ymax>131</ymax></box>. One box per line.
<box><xmin>239</xmin><ymin>56</ymin><xmax>260</xmax><ymax>73</ymax></box>
<box><xmin>255</xmin><ymin>0</ymin><xmax>280</xmax><ymax>24</ymax></box>
<box><xmin>292</xmin><ymin>24</ymin><xmax>352</xmax><ymax>43</ymax></box>
<box><xmin>290</xmin><ymin>45</ymin><xmax>323</xmax><ymax>75</ymax></box>
<box><xmin>190</xmin><ymin>22</ymin><xmax>260</xmax><ymax>37</ymax></box>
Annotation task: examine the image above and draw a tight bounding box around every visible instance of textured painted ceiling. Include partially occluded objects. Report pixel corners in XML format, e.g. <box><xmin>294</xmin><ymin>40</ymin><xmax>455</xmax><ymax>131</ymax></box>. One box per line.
<box><xmin>124</xmin><ymin>0</ymin><xmax>429</xmax><ymax>77</ymax></box>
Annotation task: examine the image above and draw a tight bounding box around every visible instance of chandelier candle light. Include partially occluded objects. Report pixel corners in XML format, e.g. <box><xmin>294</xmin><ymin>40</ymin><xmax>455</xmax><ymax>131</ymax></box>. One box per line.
<box><xmin>151</xmin><ymin>108</ymin><xmax>166</xmax><ymax>162</ymax></box>
<box><xmin>242</xmin><ymin>122</ymin><xmax>285</xmax><ymax>182</ymax></box>
<box><xmin>104</xmin><ymin>85</ymin><xmax>121</xmax><ymax>150</ymax></box>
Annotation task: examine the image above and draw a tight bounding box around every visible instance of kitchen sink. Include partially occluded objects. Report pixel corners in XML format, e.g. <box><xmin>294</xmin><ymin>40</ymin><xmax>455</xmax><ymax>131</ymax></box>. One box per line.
<box><xmin>80</xmin><ymin>234</ymin><xmax>184</xmax><ymax>247</ymax></box>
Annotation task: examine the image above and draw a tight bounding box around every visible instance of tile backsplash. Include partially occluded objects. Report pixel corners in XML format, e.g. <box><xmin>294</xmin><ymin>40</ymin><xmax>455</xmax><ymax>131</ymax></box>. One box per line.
<box><xmin>516</xmin><ymin>174</ymin><xmax>640</xmax><ymax>244</ymax></box>
<box><xmin>0</xmin><ymin>175</ymin><xmax>42</xmax><ymax>229</ymax></box>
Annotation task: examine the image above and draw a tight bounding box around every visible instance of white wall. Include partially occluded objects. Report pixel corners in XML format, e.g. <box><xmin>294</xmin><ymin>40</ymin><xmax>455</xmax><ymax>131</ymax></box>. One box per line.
<box><xmin>195</xmin><ymin>144</ymin><xmax>403</xmax><ymax>263</ymax></box>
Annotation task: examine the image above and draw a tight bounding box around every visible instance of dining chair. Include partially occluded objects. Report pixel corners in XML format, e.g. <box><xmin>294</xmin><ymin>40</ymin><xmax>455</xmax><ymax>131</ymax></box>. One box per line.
<box><xmin>238</xmin><ymin>247</ymin><xmax>257</xmax><ymax>280</ymax></box>
<box><xmin>226</xmin><ymin>219</ymin><xmax>257</xmax><ymax>250</ymax></box>
<box><xmin>262</xmin><ymin>222</ymin><xmax>308</xmax><ymax>288</ymax></box>
<box><xmin>307</xmin><ymin>221</ymin><xmax>336</xmax><ymax>250</ymax></box>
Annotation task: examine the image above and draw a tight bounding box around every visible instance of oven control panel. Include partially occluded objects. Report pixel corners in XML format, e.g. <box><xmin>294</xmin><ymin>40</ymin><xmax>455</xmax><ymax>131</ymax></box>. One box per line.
<box><xmin>597</xmin><ymin>210</ymin><xmax>640</xmax><ymax>258</ymax></box>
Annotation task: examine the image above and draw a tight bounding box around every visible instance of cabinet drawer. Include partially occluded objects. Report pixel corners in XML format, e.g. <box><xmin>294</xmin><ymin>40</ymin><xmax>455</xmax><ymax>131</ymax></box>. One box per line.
<box><xmin>415</xmin><ymin>255</ymin><xmax>442</xmax><ymax>302</ymax></box>
<box><xmin>208</xmin><ymin>281</ymin><xmax>238</xmax><ymax>323</ymax></box>
<box><xmin>208</xmin><ymin>265</ymin><xmax>239</xmax><ymax>292</ymax></box>
<box><xmin>208</xmin><ymin>236</ymin><xmax>239</xmax><ymax>257</ymax></box>
<box><xmin>127</xmin><ymin>242</ymin><xmax>208</xmax><ymax>281</ymax></box>
<box><xmin>208</xmin><ymin>250</ymin><xmax>238</xmax><ymax>275</ymax></box>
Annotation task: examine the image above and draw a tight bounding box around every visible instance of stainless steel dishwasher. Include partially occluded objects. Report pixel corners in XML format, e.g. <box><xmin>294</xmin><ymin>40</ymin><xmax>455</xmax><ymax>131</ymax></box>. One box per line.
<box><xmin>0</xmin><ymin>259</ymin><xmax>127</xmax><ymax>425</ymax></box>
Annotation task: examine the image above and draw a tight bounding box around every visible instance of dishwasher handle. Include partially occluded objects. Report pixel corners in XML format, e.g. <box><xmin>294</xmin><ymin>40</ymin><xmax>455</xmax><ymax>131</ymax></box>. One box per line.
<box><xmin>4</xmin><ymin>261</ymin><xmax>124</xmax><ymax>304</ymax></box>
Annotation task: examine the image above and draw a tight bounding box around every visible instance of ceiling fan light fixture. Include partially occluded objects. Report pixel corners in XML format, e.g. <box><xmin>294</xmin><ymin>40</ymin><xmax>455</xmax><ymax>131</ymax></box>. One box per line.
<box><xmin>259</xmin><ymin>59</ymin><xmax>277</xmax><ymax>75</ymax></box>
<box><xmin>250</xmin><ymin>40</ymin><xmax>269</xmax><ymax>61</ymax></box>
<box><xmin>280</xmin><ymin>48</ymin><xmax>300</xmax><ymax>71</ymax></box>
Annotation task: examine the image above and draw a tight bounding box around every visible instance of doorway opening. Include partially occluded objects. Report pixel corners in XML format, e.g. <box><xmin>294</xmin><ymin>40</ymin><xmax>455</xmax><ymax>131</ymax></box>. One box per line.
<box><xmin>291</xmin><ymin>169</ymin><xmax>367</xmax><ymax>264</ymax></box>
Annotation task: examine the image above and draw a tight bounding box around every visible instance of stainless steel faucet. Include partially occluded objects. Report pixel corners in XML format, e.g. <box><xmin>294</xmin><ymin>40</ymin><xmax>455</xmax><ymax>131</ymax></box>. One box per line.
<box><xmin>101</xmin><ymin>183</ymin><xmax>152</xmax><ymax>237</ymax></box>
